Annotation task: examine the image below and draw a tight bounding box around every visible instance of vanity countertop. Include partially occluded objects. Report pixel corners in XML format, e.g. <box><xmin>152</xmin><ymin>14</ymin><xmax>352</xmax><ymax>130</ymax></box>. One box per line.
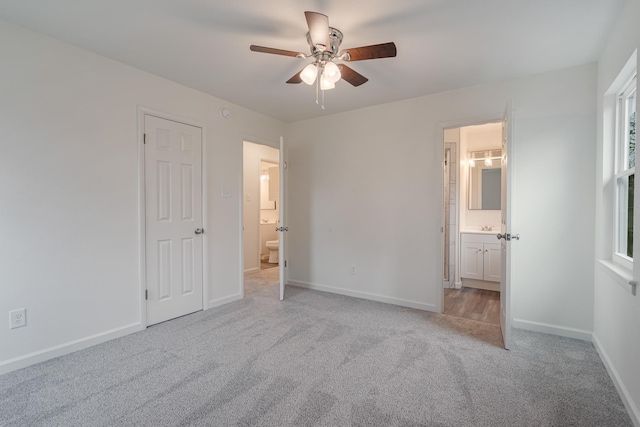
<box><xmin>461</xmin><ymin>230</ymin><xmax>498</xmax><ymax>235</ymax></box>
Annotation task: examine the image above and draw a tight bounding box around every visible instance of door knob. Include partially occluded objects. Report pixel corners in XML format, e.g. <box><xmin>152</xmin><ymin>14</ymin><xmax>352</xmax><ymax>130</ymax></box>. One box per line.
<box><xmin>194</xmin><ymin>228</ymin><xmax>204</xmax><ymax>235</ymax></box>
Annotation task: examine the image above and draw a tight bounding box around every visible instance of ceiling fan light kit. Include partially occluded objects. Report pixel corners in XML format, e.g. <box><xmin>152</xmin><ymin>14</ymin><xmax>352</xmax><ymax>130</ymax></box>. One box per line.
<box><xmin>300</xmin><ymin>63</ymin><xmax>318</xmax><ymax>85</ymax></box>
<box><xmin>250</xmin><ymin>11</ymin><xmax>397</xmax><ymax>109</ymax></box>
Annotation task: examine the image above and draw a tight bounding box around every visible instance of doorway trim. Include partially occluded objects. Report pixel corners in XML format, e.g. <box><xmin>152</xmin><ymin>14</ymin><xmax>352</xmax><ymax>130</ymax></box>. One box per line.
<box><xmin>240</xmin><ymin>137</ymin><xmax>281</xmax><ymax>299</ymax></box>
<box><xmin>436</xmin><ymin>112</ymin><xmax>507</xmax><ymax>315</ymax></box>
<box><xmin>137</xmin><ymin>106</ymin><xmax>209</xmax><ymax>327</ymax></box>
<box><xmin>258</xmin><ymin>158</ymin><xmax>279</xmax><ymax>271</ymax></box>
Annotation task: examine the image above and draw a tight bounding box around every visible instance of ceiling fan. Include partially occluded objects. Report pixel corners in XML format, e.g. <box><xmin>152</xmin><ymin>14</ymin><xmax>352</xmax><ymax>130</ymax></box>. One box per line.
<box><xmin>250</xmin><ymin>11</ymin><xmax>396</xmax><ymax>105</ymax></box>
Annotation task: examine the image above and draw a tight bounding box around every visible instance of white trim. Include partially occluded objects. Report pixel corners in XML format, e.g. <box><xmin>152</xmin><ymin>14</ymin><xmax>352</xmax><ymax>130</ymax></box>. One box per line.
<box><xmin>593</xmin><ymin>334</ymin><xmax>640</xmax><ymax>427</ymax></box>
<box><xmin>208</xmin><ymin>293</ymin><xmax>243</xmax><ymax>309</ymax></box>
<box><xmin>512</xmin><ymin>318</ymin><xmax>593</xmax><ymax>341</ymax></box>
<box><xmin>437</xmin><ymin>112</ymin><xmax>505</xmax><ymax>313</ymax></box>
<box><xmin>136</xmin><ymin>106</ymin><xmax>208</xmax><ymax>328</ymax></box>
<box><xmin>137</xmin><ymin>108</ymin><xmax>147</xmax><ymax>324</ymax></box>
<box><xmin>201</xmin><ymin>120</ymin><xmax>210</xmax><ymax>311</ymax></box>
<box><xmin>288</xmin><ymin>280</ymin><xmax>438</xmax><ymax>312</ymax></box>
<box><xmin>240</xmin><ymin>138</ymin><xmax>246</xmax><ymax>299</ymax></box>
<box><xmin>240</xmin><ymin>138</ymin><xmax>280</xmax><ymax>299</ymax></box>
<box><xmin>612</xmin><ymin>70</ymin><xmax>636</xmax><ymax>269</ymax></box>
<box><xmin>437</xmin><ymin>125</ymin><xmax>445</xmax><ymax>312</ymax></box>
<box><xmin>438</xmin><ymin>113</ymin><xmax>503</xmax><ymax>130</ymax></box>
<box><xmin>597</xmin><ymin>259</ymin><xmax>636</xmax><ymax>293</ymax></box>
<box><xmin>0</xmin><ymin>323</ymin><xmax>144</xmax><ymax>375</ymax></box>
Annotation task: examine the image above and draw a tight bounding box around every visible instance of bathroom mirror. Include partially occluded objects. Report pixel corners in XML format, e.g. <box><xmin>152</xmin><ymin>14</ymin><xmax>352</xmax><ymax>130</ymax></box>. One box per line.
<box><xmin>468</xmin><ymin>164</ymin><xmax>501</xmax><ymax>210</ymax></box>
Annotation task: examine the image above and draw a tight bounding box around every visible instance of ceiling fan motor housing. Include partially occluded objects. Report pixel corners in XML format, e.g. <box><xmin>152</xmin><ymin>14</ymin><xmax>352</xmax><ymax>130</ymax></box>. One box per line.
<box><xmin>307</xmin><ymin>27</ymin><xmax>343</xmax><ymax>59</ymax></box>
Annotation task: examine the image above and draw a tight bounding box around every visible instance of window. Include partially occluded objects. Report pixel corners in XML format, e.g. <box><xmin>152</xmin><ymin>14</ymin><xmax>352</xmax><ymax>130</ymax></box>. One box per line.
<box><xmin>614</xmin><ymin>75</ymin><xmax>636</xmax><ymax>268</ymax></box>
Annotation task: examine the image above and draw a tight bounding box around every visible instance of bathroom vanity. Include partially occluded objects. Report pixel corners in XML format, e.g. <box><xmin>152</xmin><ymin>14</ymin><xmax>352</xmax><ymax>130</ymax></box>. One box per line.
<box><xmin>460</xmin><ymin>231</ymin><xmax>501</xmax><ymax>291</ymax></box>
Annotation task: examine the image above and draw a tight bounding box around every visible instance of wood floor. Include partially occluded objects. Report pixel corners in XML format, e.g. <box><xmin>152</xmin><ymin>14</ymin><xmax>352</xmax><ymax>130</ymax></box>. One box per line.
<box><xmin>444</xmin><ymin>287</ymin><xmax>500</xmax><ymax>325</ymax></box>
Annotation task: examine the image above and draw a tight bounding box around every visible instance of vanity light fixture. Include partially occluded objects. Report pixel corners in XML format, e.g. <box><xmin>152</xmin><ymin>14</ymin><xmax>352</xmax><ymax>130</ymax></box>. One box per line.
<box><xmin>468</xmin><ymin>149</ymin><xmax>501</xmax><ymax>168</ymax></box>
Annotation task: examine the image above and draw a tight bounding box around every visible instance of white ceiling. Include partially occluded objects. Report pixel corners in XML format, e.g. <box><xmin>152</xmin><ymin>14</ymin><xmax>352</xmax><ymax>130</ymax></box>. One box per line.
<box><xmin>0</xmin><ymin>0</ymin><xmax>626</xmax><ymax>122</ymax></box>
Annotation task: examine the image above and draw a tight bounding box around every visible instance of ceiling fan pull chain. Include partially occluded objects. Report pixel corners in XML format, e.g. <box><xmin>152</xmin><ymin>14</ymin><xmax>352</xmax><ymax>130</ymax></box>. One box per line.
<box><xmin>322</xmin><ymin>87</ymin><xmax>325</xmax><ymax>110</ymax></box>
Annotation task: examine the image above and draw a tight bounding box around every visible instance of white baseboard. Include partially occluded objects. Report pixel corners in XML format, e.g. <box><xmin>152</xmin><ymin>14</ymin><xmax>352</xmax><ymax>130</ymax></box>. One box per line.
<box><xmin>593</xmin><ymin>334</ymin><xmax>640</xmax><ymax>427</ymax></box>
<box><xmin>512</xmin><ymin>318</ymin><xmax>593</xmax><ymax>341</ymax></box>
<box><xmin>244</xmin><ymin>267</ymin><xmax>259</xmax><ymax>274</ymax></box>
<box><xmin>0</xmin><ymin>322</ymin><xmax>144</xmax><ymax>376</ymax></box>
<box><xmin>208</xmin><ymin>293</ymin><xmax>243</xmax><ymax>309</ymax></box>
<box><xmin>289</xmin><ymin>280</ymin><xmax>437</xmax><ymax>312</ymax></box>
<box><xmin>0</xmin><ymin>292</ymin><xmax>245</xmax><ymax>376</ymax></box>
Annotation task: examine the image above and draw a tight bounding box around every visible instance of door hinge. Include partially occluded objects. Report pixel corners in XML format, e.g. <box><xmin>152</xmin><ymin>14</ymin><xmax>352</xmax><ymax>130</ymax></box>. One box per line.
<box><xmin>285</xmin><ymin>260</ymin><xmax>287</xmax><ymax>267</ymax></box>
<box><xmin>143</xmin><ymin>133</ymin><xmax>147</xmax><ymax>144</ymax></box>
<box><xmin>145</xmin><ymin>289</ymin><xmax>148</xmax><ymax>300</ymax></box>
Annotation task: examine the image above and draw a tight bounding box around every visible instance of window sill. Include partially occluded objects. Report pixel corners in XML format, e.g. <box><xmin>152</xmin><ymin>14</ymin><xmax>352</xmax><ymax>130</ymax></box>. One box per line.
<box><xmin>597</xmin><ymin>259</ymin><xmax>637</xmax><ymax>295</ymax></box>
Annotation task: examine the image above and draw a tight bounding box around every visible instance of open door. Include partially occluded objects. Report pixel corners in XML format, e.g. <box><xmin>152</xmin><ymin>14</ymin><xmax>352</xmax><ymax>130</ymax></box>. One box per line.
<box><xmin>499</xmin><ymin>102</ymin><xmax>513</xmax><ymax>349</ymax></box>
<box><xmin>278</xmin><ymin>137</ymin><xmax>287</xmax><ymax>300</ymax></box>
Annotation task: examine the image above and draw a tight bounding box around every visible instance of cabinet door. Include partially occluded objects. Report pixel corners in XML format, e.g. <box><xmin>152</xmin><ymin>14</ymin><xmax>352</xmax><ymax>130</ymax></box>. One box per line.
<box><xmin>461</xmin><ymin>242</ymin><xmax>484</xmax><ymax>280</ymax></box>
<box><xmin>483</xmin><ymin>243</ymin><xmax>502</xmax><ymax>282</ymax></box>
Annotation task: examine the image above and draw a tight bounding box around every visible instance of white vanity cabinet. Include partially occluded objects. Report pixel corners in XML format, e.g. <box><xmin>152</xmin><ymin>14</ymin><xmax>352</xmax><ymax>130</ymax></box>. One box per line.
<box><xmin>460</xmin><ymin>232</ymin><xmax>501</xmax><ymax>283</ymax></box>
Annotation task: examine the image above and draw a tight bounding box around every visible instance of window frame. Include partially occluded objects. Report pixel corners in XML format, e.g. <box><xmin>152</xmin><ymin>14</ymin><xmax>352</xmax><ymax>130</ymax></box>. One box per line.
<box><xmin>613</xmin><ymin>75</ymin><xmax>636</xmax><ymax>270</ymax></box>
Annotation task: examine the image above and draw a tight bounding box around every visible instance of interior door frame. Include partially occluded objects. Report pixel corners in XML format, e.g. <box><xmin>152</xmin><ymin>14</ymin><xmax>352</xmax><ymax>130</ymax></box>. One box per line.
<box><xmin>436</xmin><ymin>112</ymin><xmax>509</xmax><ymax>314</ymax></box>
<box><xmin>240</xmin><ymin>137</ymin><xmax>281</xmax><ymax>298</ymax></box>
<box><xmin>258</xmin><ymin>157</ymin><xmax>279</xmax><ymax>271</ymax></box>
<box><xmin>137</xmin><ymin>106</ymin><xmax>208</xmax><ymax>327</ymax></box>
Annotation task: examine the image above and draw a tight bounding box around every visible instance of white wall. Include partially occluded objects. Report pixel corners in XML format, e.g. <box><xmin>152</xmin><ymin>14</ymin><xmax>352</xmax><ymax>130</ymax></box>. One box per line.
<box><xmin>286</xmin><ymin>63</ymin><xmax>597</xmax><ymax>332</ymax></box>
<box><xmin>243</xmin><ymin>142</ymin><xmax>279</xmax><ymax>272</ymax></box>
<box><xmin>593</xmin><ymin>0</ymin><xmax>640</xmax><ymax>424</ymax></box>
<box><xmin>0</xmin><ymin>20</ymin><xmax>284</xmax><ymax>373</ymax></box>
<box><xmin>459</xmin><ymin>123</ymin><xmax>502</xmax><ymax>231</ymax></box>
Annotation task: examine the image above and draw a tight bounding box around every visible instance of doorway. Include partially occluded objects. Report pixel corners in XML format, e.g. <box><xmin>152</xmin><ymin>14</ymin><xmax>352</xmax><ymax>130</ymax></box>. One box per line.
<box><xmin>442</xmin><ymin>122</ymin><xmax>503</xmax><ymax>326</ymax></box>
<box><xmin>242</xmin><ymin>141</ymin><xmax>280</xmax><ymax>297</ymax></box>
<box><xmin>143</xmin><ymin>113</ymin><xmax>204</xmax><ymax>326</ymax></box>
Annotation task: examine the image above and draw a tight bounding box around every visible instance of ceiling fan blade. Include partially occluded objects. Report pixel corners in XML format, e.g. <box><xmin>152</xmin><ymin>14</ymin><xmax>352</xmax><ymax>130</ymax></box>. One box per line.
<box><xmin>339</xmin><ymin>42</ymin><xmax>397</xmax><ymax>61</ymax></box>
<box><xmin>339</xmin><ymin>65</ymin><xmax>368</xmax><ymax>87</ymax></box>
<box><xmin>305</xmin><ymin>11</ymin><xmax>330</xmax><ymax>51</ymax></box>
<box><xmin>286</xmin><ymin>70</ymin><xmax>303</xmax><ymax>84</ymax></box>
<box><xmin>250</xmin><ymin>45</ymin><xmax>302</xmax><ymax>57</ymax></box>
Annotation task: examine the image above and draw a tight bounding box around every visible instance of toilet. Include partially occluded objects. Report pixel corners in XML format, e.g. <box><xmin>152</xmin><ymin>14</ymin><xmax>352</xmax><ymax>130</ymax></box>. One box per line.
<box><xmin>265</xmin><ymin>240</ymin><xmax>279</xmax><ymax>264</ymax></box>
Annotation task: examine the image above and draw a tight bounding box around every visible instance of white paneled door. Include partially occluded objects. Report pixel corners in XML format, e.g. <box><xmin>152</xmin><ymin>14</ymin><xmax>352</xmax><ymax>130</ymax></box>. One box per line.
<box><xmin>145</xmin><ymin>115</ymin><xmax>203</xmax><ymax>326</ymax></box>
<box><xmin>500</xmin><ymin>102</ymin><xmax>513</xmax><ymax>349</ymax></box>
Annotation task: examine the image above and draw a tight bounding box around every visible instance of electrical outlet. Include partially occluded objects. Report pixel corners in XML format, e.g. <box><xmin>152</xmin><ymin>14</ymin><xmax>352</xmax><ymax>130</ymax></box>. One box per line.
<box><xmin>350</xmin><ymin>264</ymin><xmax>357</xmax><ymax>275</ymax></box>
<box><xmin>9</xmin><ymin>308</ymin><xmax>26</xmax><ymax>329</ymax></box>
